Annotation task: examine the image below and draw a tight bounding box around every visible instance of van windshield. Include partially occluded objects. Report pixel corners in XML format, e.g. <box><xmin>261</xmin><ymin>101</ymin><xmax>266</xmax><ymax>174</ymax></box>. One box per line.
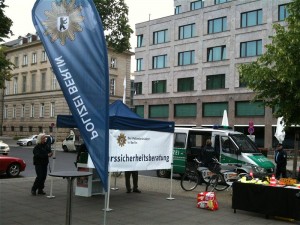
<box><xmin>229</xmin><ymin>134</ymin><xmax>258</xmax><ymax>153</ymax></box>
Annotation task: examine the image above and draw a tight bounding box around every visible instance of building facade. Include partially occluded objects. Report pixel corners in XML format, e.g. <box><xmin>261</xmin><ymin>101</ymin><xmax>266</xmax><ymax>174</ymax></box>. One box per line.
<box><xmin>1</xmin><ymin>33</ymin><xmax>133</xmax><ymax>139</ymax></box>
<box><xmin>133</xmin><ymin>0</ymin><xmax>297</xmax><ymax>148</ymax></box>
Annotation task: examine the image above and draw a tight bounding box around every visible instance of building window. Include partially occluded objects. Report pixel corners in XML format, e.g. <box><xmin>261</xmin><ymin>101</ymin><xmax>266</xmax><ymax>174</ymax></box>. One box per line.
<box><xmin>215</xmin><ymin>0</ymin><xmax>230</xmax><ymax>4</ymax></box>
<box><xmin>235</xmin><ymin>101</ymin><xmax>265</xmax><ymax>116</ymax></box>
<box><xmin>51</xmin><ymin>72</ymin><xmax>57</xmax><ymax>90</ymax></box>
<box><xmin>30</xmin><ymin>104</ymin><xmax>35</xmax><ymax>118</ymax></box>
<box><xmin>240</xmin><ymin>40</ymin><xmax>262</xmax><ymax>57</ymax></box>
<box><xmin>5</xmin><ymin>80</ymin><xmax>10</xmax><ymax>95</ymax></box>
<box><xmin>13</xmin><ymin>77</ymin><xmax>18</xmax><ymax>94</ymax></box>
<box><xmin>40</xmin><ymin>103</ymin><xmax>45</xmax><ymax>117</ymax></box>
<box><xmin>178</xmin><ymin>77</ymin><xmax>194</xmax><ymax>92</ymax></box>
<box><xmin>50</xmin><ymin>102</ymin><xmax>55</xmax><ymax>117</ymax></box>
<box><xmin>3</xmin><ymin>126</ymin><xmax>6</xmax><ymax>132</ymax></box>
<box><xmin>135</xmin><ymin>105</ymin><xmax>144</xmax><ymax>118</ymax></box>
<box><xmin>31</xmin><ymin>74</ymin><xmax>36</xmax><ymax>92</ymax></box>
<box><xmin>14</xmin><ymin>57</ymin><xmax>19</xmax><ymax>67</ymax></box>
<box><xmin>149</xmin><ymin>105</ymin><xmax>169</xmax><ymax>118</ymax></box>
<box><xmin>12</xmin><ymin>105</ymin><xmax>16</xmax><ymax>118</ymax></box>
<box><xmin>41</xmin><ymin>50</ymin><xmax>47</xmax><ymax>62</ymax></box>
<box><xmin>22</xmin><ymin>76</ymin><xmax>26</xmax><ymax>93</ymax></box>
<box><xmin>20</xmin><ymin>126</ymin><xmax>23</xmax><ymax>132</ymax></box>
<box><xmin>4</xmin><ymin>105</ymin><xmax>8</xmax><ymax>119</ymax></box>
<box><xmin>279</xmin><ymin>4</ymin><xmax>289</xmax><ymax>21</ymax></box>
<box><xmin>152</xmin><ymin>80</ymin><xmax>166</xmax><ymax>94</ymax></box>
<box><xmin>110</xmin><ymin>78</ymin><xmax>115</xmax><ymax>96</ymax></box>
<box><xmin>29</xmin><ymin>126</ymin><xmax>33</xmax><ymax>132</ymax></box>
<box><xmin>152</xmin><ymin>55</ymin><xmax>167</xmax><ymax>69</ymax></box>
<box><xmin>208</xmin><ymin>17</ymin><xmax>227</xmax><ymax>34</ymax></box>
<box><xmin>174</xmin><ymin>103</ymin><xmax>197</xmax><ymax>117</ymax></box>
<box><xmin>21</xmin><ymin>104</ymin><xmax>25</xmax><ymax>118</ymax></box>
<box><xmin>207</xmin><ymin>74</ymin><xmax>225</xmax><ymax>90</ymax></box>
<box><xmin>179</xmin><ymin>23</ymin><xmax>195</xmax><ymax>40</ymax></box>
<box><xmin>241</xmin><ymin>9</ymin><xmax>262</xmax><ymax>28</ymax></box>
<box><xmin>190</xmin><ymin>0</ymin><xmax>203</xmax><ymax>10</ymax></box>
<box><xmin>153</xmin><ymin>29</ymin><xmax>168</xmax><ymax>44</ymax></box>
<box><xmin>207</xmin><ymin>46</ymin><xmax>226</xmax><ymax>62</ymax></box>
<box><xmin>41</xmin><ymin>72</ymin><xmax>46</xmax><ymax>91</ymax></box>
<box><xmin>203</xmin><ymin>102</ymin><xmax>228</xmax><ymax>117</ymax></box>
<box><xmin>11</xmin><ymin>126</ymin><xmax>14</xmax><ymax>132</ymax></box>
<box><xmin>178</xmin><ymin>50</ymin><xmax>195</xmax><ymax>66</ymax></box>
<box><xmin>38</xmin><ymin>126</ymin><xmax>43</xmax><ymax>133</ymax></box>
<box><xmin>135</xmin><ymin>82</ymin><xmax>142</xmax><ymax>95</ymax></box>
<box><xmin>137</xmin><ymin>34</ymin><xmax>144</xmax><ymax>47</ymax></box>
<box><xmin>136</xmin><ymin>58</ymin><xmax>143</xmax><ymax>71</ymax></box>
<box><xmin>110</xmin><ymin>58</ymin><xmax>117</xmax><ymax>68</ymax></box>
<box><xmin>22</xmin><ymin>55</ymin><xmax>28</xmax><ymax>66</ymax></box>
<box><xmin>175</xmin><ymin>5</ymin><xmax>182</xmax><ymax>14</ymax></box>
<box><xmin>32</xmin><ymin>52</ymin><xmax>37</xmax><ymax>64</ymax></box>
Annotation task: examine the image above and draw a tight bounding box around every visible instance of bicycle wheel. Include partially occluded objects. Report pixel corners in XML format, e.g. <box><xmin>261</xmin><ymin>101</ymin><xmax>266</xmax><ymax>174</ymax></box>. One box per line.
<box><xmin>206</xmin><ymin>174</ymin><xmax>229</xmax><ymax>192</ymax></box>
<box><xmin>214</xmin><ymin>173</ymin><xmax>229</xmax><ymax>191</ymax></box>
<box><xmin>181</xmin><ymin>171</ymin><xmax>199</xmax><ymax>191</ymax></box>
<box><xmin>206</xmin><ymin>174</ymin><xmax>218</xmax><ymax>192</ymax></box>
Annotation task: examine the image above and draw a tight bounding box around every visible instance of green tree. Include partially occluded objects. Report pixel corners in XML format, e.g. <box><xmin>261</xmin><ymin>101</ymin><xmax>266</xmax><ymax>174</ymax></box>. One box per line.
<box><xmin>0</xmin><ymin>0</ymin><xmax>14</xmax><ymax>89</ymax></box>
<box><xmin>0</xmin><ymin>0</ymin><xmax>13</xmax><ymax>42</ymax></box>
<box><xmin>239</xmin><ymin>0</ymin><xmax>300</xmax><ymax>128</ymax></box>
<box><xmin>94</xmin><ymin>0</ymin><xmax>133</xmax><ymax>53</ymax></box>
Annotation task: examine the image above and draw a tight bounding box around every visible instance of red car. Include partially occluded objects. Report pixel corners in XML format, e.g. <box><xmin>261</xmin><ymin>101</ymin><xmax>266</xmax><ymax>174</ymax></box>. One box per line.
<box><xmin>0</xmin><ymin>155</ymin><xmax>26</xmax><ymax>177</ymax></box>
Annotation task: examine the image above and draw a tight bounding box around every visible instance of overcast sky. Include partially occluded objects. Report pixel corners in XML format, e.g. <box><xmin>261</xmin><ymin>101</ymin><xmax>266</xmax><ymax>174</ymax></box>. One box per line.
<box><xmin>3</xmin><ymin>0</ymin><xmax>174</xmax><ymax>50</ymax></box>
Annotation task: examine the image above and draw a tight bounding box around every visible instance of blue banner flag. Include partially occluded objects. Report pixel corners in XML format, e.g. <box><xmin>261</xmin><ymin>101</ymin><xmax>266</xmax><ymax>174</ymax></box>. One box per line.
<box><xmin>32</xmin><ymin>0</ymin><xmax>109</xmax><ymax>191</ymax></box>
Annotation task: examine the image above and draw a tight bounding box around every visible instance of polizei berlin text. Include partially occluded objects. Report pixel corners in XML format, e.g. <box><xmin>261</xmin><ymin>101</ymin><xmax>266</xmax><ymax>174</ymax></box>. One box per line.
<box><xmin>55</xmin><ymin>56</ymin><xmax>98</xmax><ymax>140</ymax></box>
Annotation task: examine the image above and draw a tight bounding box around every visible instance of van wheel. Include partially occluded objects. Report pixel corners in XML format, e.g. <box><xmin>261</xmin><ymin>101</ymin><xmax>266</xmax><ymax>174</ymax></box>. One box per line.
<box><xmin>63</xmin><ymin>145</ymin><xmax>69</xmax><ymax>152</ymax></box>
<box><xmin>156</xmin><ymin>169</ymin><xmax>171</xmax><ymax>178</ymax></box>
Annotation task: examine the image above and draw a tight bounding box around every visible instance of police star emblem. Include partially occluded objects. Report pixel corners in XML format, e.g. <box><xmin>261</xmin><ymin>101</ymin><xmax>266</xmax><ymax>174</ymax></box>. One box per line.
<box><xmin>117</xmin><ymin>133</ymin><xmax>127</xmax><ymax>147</ymax></box>
<box><xmin>42</xmin><ymin>0</ymin><xmax>84</xmax><ymax>45</ymax></box>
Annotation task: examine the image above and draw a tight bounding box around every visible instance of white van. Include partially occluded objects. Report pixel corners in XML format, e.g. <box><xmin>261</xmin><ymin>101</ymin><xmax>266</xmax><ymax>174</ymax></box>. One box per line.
<box><xmin>157</xmin><ymin>126</ymin><xmax>275</xmax><ymax>178</ymax></box>
<box><xmin>62</xmin><ymin>129</ymin><xmax>83</xmax><ymax>152</ymax></box>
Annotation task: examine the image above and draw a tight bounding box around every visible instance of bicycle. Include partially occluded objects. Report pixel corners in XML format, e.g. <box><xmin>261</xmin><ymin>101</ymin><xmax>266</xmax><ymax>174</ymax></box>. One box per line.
<box><xmin>180</xmin><ymin>158</ymin><xmax>214</xmax><ymax>191</ymax></box>
<box><xmin>205</xmin><ymin>159</ymin><xmax>248</xmax><ymax>192</ymax></box>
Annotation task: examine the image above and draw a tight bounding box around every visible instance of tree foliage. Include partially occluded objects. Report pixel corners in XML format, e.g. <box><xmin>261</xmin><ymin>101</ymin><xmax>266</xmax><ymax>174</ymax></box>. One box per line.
<box><xmin>0</xmin><ymin>0</ymin><xmax>13</xmax><ymax>89</ymax></box>
<box><xmin>0</xmin><ymin>0</ymin><xmax>13</xmax><ymax>42</ymax></box>
<box><xmin>239</xmin><ymin>0</ymin><xmax>300</xmax><ymax>128</ymax></box>
<box><xmin>0</xmin><ymin>47</ymin><xmax>14</xmax><ymax>89</ymax></box>
<box><xmin>94</xmin><ymin>0</ymin><xmax>133</xmax><ymax>53</ymax></box>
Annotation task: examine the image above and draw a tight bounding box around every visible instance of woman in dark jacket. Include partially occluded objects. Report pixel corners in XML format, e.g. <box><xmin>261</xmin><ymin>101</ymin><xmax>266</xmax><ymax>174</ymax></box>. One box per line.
<box><xmin>31</xmin><ymin>133</ymin><xmax>53</xmax><ymax>195</ymax></box>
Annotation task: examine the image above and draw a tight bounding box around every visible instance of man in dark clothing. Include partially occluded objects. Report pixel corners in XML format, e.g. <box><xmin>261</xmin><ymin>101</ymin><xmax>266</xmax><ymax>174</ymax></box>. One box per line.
<box><xmin>125</xmin><ymin>171</ymin><xmax>141</xmax><ymax>193</ymax></box>
<box><xmin>275</xmin><ymin>143</ymin><xmax>287</xmax><ymax>179</ymax></box>
<box><xmin>203</xmin><ymin>139</ymin><xmax>221</xmax><ymax>174</ymax></box>
<box><xmin>31</xmin><ymin>133</ymin><xmax>53</xmax><ymax>195</ymax></box>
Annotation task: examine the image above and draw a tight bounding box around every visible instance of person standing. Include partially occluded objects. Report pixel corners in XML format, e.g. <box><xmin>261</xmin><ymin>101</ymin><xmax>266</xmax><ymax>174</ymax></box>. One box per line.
<box><xmin>31</xmin><ymin>133</ymin><xmax>53</xmax><ymax>195</ymax></box>
<box><xmin>203</xmin><ymin>139</ymin><xmax>221</xmax><ymax>174</ymax></box>
<box><xmin>125</xmin><ymin>171</ymin><xmax>141</xmax><ymax>193</ymax></box>
<box><xmin>274</xmin><ymin>143</ymin><xmax>287</xmax><ymax>179</ymax></box>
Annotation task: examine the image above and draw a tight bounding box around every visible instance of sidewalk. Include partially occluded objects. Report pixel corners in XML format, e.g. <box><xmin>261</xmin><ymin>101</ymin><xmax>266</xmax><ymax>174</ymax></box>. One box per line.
<box><xmin>0</xmin><ymin>175</ymin><xmax>297</xmax><ymax>225</ymax></box>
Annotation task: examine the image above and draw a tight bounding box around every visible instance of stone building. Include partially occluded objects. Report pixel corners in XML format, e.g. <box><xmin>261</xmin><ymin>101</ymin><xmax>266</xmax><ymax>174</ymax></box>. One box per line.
<box><xmin>133</xmin><ymin>0</ymin><xmax>298</xmax><ymax>148</ymax></box>
<box><xmin>1</xmin><ymin>33</ymin><xmax>133</xmax><ymax>139</ymax></box>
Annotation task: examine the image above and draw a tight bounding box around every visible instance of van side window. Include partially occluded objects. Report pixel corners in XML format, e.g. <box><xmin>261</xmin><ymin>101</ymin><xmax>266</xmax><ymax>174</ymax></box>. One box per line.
<box><xmin>174</xmin><ymin>133</ymin><xmax>186</xmax><ymax>148</ymax></box>
<box><xmin>221</xmin><ymin>136</ymin><xmax>234</xmax><ymax>154</ymax></box>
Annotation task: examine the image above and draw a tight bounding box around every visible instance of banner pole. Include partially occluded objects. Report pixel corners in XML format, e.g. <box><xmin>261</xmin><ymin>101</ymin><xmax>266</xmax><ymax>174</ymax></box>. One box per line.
<box><xmin>166</xmin><ymin>163</ymin><xmax>175</xmax><ymax>200</ymax></box>
<box><xmin>103</xmin><ymin>191</ymin><xmax>107</xmax><ymax>225</ymax></box>
<box><xmin>103</xmin><ymin>173</ymin><xmax>113</xmax><ymax>211</ymax></box>
<box><xmin>47</xmin><ymin>126</ymin><xmax>57</xmax><ymax>199</ymax></box>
